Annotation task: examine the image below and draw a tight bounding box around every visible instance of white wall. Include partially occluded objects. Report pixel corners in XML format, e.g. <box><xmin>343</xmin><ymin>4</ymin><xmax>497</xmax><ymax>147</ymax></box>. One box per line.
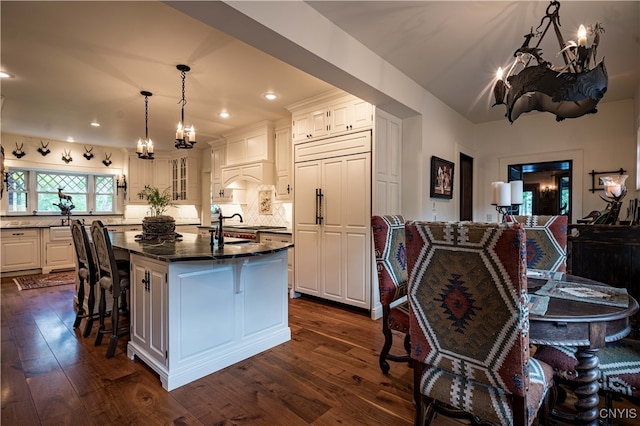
<box><xmin>475</xmin><ymin>99</ymin><xmax>637</xmax><ymax>223</ymax></box>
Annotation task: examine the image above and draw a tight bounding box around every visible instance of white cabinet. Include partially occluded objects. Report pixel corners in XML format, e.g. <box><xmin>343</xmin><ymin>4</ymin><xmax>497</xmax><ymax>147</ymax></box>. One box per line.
<box><xmin>1</xmin><ymin>228</ymin><xmax>41</xmax><ymax>272</ymax></box>
<box><xmin>274</xmin><ymin>126</ymin><xmax>292</xmax><ymax>201</ymax></box>
<box><xmin>127</xmin><ymin>251</ymin><xmax>290</xmax><ymax>391</ymax></box>
<box><xmin>211</xmin><ymin>144</ymin><xmax>233</xmax><ymax>203</ymax></box>
<box><xmin>291</xmin><ymin>107</ymin><xmax>329</xmax><ymax>142</ymax></box>
<box><xmin>130</xmin><ymin>254</ymin><xmax>168</xmax><ymax>368</ymax></box>
<box><xmin>128</xmin><ymin>153</ymin><xmax>154</xmax><ymax>203</ymax></box>
<box><xmin>289</xmin><ymin>91</ymin><xmax>373</xmax><ymax>143</ymax></box>
<box><xmin>329</xmin><ymin>97</ymin><xmax>373</xmax><ymax>134</ymax></box>
<box><xmin>374</xmin><ymin>109</ymin><xmax>403</xmax><ymax>214</ymax></box>
<box><xmin>259</xmin><ymin>232</ymin><xmax>293</xmax><ymax>291</ymax></box>
<box><xmin>127</xmin><ymin>153</ymin><xmax>171</xmax><ymax>203</ymax></box>
<box><xmin>293</xmin><ymin>131</ymin><xmax>372</xmax><ymax>309</ymax></box>
<box><xmin>42</xmin><ymin>227</ymin><xmax>75</xmax><ymax>273</ymax></box>
<box><xmin>170</xmin><ymin>151</ymin><xmax>199</xmax><ymax>203</ymax></box>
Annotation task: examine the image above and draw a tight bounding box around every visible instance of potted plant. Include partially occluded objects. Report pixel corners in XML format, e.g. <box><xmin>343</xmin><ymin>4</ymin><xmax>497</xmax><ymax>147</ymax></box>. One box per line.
<box><xmin>137</xmin><ymin>186</ymin><xmax>177</xmax><ymax>240</ymax></box>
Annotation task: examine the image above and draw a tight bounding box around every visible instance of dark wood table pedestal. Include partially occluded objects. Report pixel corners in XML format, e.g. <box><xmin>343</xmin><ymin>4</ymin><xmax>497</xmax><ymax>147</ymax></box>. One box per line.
<box><xmin>529</xmin><ymin>276</ymin><xmax>639</xmax><ymax>426</ymax></box>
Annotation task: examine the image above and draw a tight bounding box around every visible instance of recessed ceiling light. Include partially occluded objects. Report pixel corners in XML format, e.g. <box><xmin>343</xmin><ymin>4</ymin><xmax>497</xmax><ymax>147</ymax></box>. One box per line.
<box><xmin>0</xmin><ymin>71</ymin><xmax>14</xmax><ymax>79</ymax></box>
<box><xmin>263</xmin><ymin>92</ymin><xmax>278</xmax><ymax>101</ymax></box>
<box><xmin>90</xmin><ymin>121</ymin><xmax>100</xmax><ymax>127</ymax></box>
<box><xmin>219</xmin><ymin>111</ymin><xmax>230</xmax><ymax>119</ymax></box>
<box><xmin>67</xmin><ymin>137</ymin><xmax>75</xmax><ymax>142</ymax></box>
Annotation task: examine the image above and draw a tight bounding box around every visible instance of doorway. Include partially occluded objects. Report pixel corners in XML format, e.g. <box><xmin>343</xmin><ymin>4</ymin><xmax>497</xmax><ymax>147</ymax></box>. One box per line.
<box><xmin>508</xmin><ymin>160</ymin><xmax>572</xmax><ymax>222</ymax></box>
<box><xmin>459</xmin><ymin>153</ymin><xmax>473</xmax><ymax>221</ymax></box>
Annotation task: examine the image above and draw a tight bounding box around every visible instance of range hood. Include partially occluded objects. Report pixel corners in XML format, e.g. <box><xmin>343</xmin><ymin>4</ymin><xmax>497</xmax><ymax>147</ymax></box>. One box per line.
<box><xmin>221</xmin><ymin>160</ymin><xmax>275</xmax><ymax>187</ymax></box>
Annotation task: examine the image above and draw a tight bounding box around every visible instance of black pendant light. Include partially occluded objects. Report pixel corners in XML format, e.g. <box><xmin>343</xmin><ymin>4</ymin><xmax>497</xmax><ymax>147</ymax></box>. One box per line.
<box><xmin>175</xmin><ymin>64</ymin><xmax>196</xmax><ymax>149</ymax></box>
<box><xmin>136</xmin><ymin>90</ymin><xmax>154</xmax><ymax>160</ymax></box>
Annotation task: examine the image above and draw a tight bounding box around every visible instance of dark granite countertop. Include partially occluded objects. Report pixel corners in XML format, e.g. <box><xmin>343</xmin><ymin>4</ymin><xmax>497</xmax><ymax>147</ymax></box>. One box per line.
<box><xmin>110</xmin><ymin>231</ymin><xmax>293</xmax><ymax>263</ymax></box>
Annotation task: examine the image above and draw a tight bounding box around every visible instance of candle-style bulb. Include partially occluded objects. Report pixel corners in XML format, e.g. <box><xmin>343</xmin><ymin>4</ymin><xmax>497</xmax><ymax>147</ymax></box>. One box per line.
<box><xmin>577</xmin><ymin>24</ymin><xmax>587</xmax><ymax>46</ymax></box>
<box><xmin>496</xmin><ymin>67</ymin><xmax>504</xmax><ymax>81</ymax></box>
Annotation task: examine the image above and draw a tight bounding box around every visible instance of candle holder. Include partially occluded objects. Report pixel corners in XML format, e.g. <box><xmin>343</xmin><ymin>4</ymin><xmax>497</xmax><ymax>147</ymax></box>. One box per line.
<box><xmin>599</xmin><ymin>175</ymin><xmax>628</xmax><ymax>224</ymax></box>
<box><xmin>491</xmin><ymin>180</ymin><xmax>523</xmax><ymax>223</ymax></box>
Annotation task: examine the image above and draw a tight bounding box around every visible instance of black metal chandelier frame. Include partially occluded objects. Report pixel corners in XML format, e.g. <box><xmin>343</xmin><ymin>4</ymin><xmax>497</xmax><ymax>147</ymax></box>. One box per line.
<box><xmin>136</xmin><ymin>90</ymin><xmax>154</xmax><ymax>160</ymax></box>
<box><xmin>492</xmin><ymin>0</ymin><xmax>608</xmax><ymax>123</ymax></box>
<box><xmin>175</xmin><ymin>64</ymin><xmax>196</xmax><ymax>149</ymax></box>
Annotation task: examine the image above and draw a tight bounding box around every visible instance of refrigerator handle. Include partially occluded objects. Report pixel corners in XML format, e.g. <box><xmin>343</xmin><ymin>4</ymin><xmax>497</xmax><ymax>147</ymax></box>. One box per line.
<box><xmin>318</xmin><ymin>188</ymin><xmax>324</xmax><ymax>225</ymax></box>
<box><xmin>315</xmin><ymin>188</ymin><xmax>320</xmax><ymax>225</ymax></box>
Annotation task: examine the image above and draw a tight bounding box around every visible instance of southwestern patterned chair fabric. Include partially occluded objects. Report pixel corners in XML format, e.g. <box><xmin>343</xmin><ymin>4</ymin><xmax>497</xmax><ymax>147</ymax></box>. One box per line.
<box><xmin>371</xmin><ymin>215</ymin><xmax>410</xmax><ymax>373</ymax></box>
<box><xmin>507</xmin><ymin>215</ymin><xmax>568</xmax><ymax>272</ymax></box>
<box><xmin>534</xmin><ymin>339</ymin><xmax>640</xmax><ymax>398</ymax></box>
<box><xmin>405</xmin><ymin>221</ymin><xmax>554</xmax><ymax>426</ymax></box>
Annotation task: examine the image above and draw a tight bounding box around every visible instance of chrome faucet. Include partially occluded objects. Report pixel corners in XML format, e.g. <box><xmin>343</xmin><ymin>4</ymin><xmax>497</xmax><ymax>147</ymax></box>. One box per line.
<box><xmin>218</xmin><ymin>213</ymin><xmax>243</xmax><ymax>247</ymax></box>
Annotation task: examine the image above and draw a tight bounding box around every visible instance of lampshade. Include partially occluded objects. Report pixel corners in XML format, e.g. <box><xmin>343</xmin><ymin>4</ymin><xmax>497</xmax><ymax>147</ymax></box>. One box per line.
<box><xmin>601</xmin><ymin>175</ymin><xmax>628</xmax><ymax>200</ymax></box>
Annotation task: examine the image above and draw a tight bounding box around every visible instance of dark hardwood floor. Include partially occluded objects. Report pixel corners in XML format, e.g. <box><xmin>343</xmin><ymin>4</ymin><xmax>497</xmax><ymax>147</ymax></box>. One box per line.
<box><xmin>2</xmin><ymin>274</ymin><xmax>637</xmax><ymax>425</ymax></box>
<box><xmin>1</xmin><ymin>275</ymin><xmax>422</xmax><ymax>425</ymax></box>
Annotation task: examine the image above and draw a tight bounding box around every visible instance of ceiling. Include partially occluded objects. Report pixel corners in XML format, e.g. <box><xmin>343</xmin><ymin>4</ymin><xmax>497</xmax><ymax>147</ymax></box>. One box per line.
<box><xmin>1</xmin><ymin>1</ymin><xmax>638</xmax><ymax>152</ymax></box>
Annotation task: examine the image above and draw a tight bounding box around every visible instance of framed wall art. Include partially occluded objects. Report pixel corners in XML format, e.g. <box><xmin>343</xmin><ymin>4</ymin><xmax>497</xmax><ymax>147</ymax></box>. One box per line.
<box><xmin>430</xmin><ymin>156</ymin><xmax>454</xmax><ymax>199</ymax></box>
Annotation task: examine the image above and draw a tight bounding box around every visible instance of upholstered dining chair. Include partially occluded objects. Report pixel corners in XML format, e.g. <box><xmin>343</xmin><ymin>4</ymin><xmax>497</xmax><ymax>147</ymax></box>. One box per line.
<box><xmin>90</xmin><ymin>220</ymin><xmax>130</xmax><ymax>358</ymax></box>
<box><xmin>70</xmin><ymin>219</ymin><xmax>100</xmax><ymax>338</ymax></box>
<box><xmin>405</xmin><ymin>221</ymin><xmax>554</xmax><ymax>426</ymax></box>
<box><xmin>371</xmin><ymin>215</ymin><xmax>410</xmax><ymax>373</ymax></box>
<box><xmin>534</xmin><ymin>339</ymin><xmax>640</xmax><ymax>414</ymax></box>
<box><xmin>507</xmin><ymin>215</ymin><xmax>568</xmax><ymax>272</ymax></box>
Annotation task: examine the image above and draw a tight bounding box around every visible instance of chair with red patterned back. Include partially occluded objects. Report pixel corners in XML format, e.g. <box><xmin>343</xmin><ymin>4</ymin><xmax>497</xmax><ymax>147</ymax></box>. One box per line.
<box><xmin>508</xmin><ymin>215</ymin><xmax>568</xmax><ymax>273</ymax></box>
<box><xmin>371</xmin><ymin>215</ymin><xmax>410</xmax><ymax>374</ymax></box>
<box><xmin>405</xmin><ymin>220</ymin><xmax>554</xmax><ymax>425</ymax></box>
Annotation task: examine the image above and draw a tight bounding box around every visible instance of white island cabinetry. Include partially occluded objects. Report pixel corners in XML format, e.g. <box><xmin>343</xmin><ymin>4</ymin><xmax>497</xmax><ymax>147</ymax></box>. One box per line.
<box><xmin>118</xmin><ymin>232</ymin><xmax>291</xmax><ymax>391</ymax></box>
<box><xmin>129</xmin><ymin>254</ymin><xmax>168</xmax><ymax>369</ymax></box>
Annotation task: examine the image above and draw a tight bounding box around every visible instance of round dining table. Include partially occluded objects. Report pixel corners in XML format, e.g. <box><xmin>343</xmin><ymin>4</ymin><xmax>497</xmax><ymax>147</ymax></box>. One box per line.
<box><xmin>527</xmin><ymin>274</ymin><xmax>639</xmax><ymax>425</ymax></box>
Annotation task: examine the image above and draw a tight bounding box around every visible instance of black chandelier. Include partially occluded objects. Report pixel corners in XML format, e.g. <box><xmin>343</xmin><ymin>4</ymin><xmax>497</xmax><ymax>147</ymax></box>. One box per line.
<box><xmin>175</xmin><ymin>64</ymin><xmax>196</xmax><ymax>149</ymax></box>
<box><xmin>492</xmin><ymin>0</ymin><xmax>607</xmax><ymax>123</ymax></box>
<box><xmin>136</xmin><ymin>90</ymin><xmax>154</xmax><ymax>160</ymax></box>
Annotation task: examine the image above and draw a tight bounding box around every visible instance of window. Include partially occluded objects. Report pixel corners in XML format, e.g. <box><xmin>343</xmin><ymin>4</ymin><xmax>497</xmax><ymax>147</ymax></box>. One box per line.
<box><xmin>5</xmin><ymin>169</ymin><xmax>116</xmax><ymax>215</ymax></box>
<box><xmin>6</xmin><ymin>170</ymin><xmax>28</xmax><ymax>213</ymax></box>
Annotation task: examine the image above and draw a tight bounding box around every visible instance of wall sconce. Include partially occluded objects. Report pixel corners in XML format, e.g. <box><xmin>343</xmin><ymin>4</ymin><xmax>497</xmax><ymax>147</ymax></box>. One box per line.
<box><xmin>541</xmin><ymin>185</ymin><xmax>557</xmax><ymax>198</ymax></box>
<box><xmin>116</xmin><ymin>175</ymin><xmax>127</xmax><ymax>195</ymax></box>
<box><xmin>491</xmin><ymin>180</ymin><xmax>523</xmax><ymax>222</ymax></box>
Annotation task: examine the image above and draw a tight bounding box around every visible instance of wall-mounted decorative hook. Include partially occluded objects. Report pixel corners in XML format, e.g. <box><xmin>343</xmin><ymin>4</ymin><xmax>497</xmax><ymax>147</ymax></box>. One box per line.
<box><xmin>37</xmin><ymin>140</ymin><xmax>51</xmax><ymax>156</ymax></box>
<box><xmin>12</xmin><ymin>143</ymin><xmax>25</xmax><ymax>158</ymax></box>
<box><xmin>102</xmin><ymin>152</ymin><xmax>112</xmax><ymax>167</ymax></box>
<box><xmin>62</xmin><ymin>149</ymin><xmax>73</xmax><ymax>164</ymax></box>
<box><xmin>83</xmin><ymin>145</ymin><xmax>94</xmax><ymax>160</ymax></box>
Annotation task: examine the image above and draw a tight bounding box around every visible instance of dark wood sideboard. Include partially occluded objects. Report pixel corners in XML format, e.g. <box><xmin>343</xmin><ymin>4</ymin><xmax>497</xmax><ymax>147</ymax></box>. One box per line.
<box><xmin>568</xmin><ymin>225</ymin><xmax>640</xmax><ymax>299</ymax></box>
<box><xmin>567</xmin><ymin>224</ymin><xmax>640</xmax><ymax>335</ymax></box>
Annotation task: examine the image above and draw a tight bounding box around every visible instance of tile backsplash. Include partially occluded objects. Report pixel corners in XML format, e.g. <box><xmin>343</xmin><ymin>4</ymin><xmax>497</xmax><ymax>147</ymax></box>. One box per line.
<box><xmin>217</xmin><ymin>183</ymin><xmax>292</xmax><ymax>228</ymax></box>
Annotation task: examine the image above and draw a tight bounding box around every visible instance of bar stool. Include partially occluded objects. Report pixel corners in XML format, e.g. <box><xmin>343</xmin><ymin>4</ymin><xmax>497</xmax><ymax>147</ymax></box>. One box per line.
<box><xmin>90</xmin><ymin>220</ymin><xmax>130</xmax><ymax>358</ymax></box>
<box><xmin>70</xmin><ymin>219</ymin><xmax>100</xmax><ymax>337</ymax></box>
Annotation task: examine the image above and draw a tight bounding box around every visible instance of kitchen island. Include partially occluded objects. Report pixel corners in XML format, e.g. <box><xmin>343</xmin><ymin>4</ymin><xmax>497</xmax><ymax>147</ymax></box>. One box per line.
<box><xmin>109</xmin><ymin>231</ymin><xmax>292</xmax><ymax>391</ymax></box>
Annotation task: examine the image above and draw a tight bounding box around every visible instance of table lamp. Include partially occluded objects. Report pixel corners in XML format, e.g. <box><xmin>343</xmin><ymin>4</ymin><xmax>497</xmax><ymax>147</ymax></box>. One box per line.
<box><xmin>600</xmin><ymin>175</ymin><xmax>628</xmax><ymax>224</ymax></box>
